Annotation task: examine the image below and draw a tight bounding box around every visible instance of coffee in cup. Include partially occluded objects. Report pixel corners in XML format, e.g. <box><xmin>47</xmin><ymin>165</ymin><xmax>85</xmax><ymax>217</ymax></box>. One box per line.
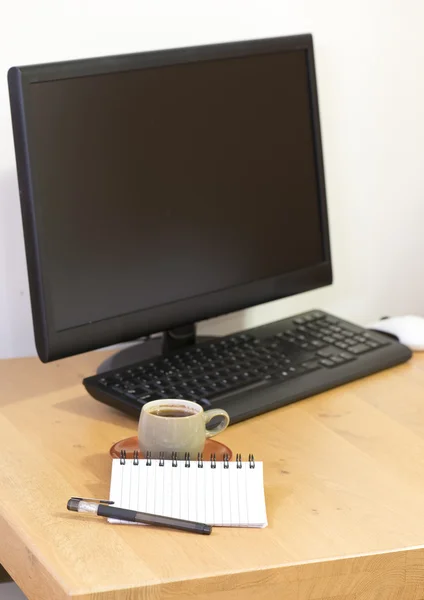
<box><xmin>138</xmin><ymin>398</ymin><xmax>230</xmax><ymax>459</ymax></box>
<box><xmin>148</xmin><ymin>405</ymin><xmax>198</xmax><ymax>418</ymax></box>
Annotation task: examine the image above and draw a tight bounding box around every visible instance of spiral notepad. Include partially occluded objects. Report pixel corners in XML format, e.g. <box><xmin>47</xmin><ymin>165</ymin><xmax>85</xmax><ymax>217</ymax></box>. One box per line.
<box><xmin>109</xmin><ymin>451</ymin><xmax>268</xmax><ymax>528</ymax></box>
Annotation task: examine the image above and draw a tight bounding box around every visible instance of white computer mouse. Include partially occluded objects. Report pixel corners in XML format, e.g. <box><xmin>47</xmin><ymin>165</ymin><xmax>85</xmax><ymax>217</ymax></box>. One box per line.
<box><xmin>368</xmin><ymin>315</ymin><xmax>424</xmax><ymax>351</ymax></box>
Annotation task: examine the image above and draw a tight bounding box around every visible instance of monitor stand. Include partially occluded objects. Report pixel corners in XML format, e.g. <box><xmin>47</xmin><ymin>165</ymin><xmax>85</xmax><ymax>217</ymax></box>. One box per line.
<box><xmin>97</xmin><ymin>324</ymin><xmax>216</xmax><ymax>374</ymax></box>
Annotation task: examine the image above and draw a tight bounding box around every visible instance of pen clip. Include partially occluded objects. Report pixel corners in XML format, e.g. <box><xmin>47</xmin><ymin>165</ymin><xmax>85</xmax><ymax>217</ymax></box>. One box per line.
<box><xmin>70</xmin><ymin>496</ymin><xmax>114</xmax><ymax>505</ymax></box>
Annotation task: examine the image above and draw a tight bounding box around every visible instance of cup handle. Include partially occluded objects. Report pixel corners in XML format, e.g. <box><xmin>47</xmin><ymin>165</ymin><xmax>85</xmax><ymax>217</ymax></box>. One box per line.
<box><xmin>203</xmin><ymin>408</ymin><xmax>230</xmax><ymax>438</ymax></box>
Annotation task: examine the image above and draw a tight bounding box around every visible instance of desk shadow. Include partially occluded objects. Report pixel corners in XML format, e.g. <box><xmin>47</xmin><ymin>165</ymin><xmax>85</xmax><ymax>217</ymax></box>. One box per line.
<box><xmin>54</xmin><ymin>511</ymin><xmax>108</xmax><ymax>525</ymax></box>
<box><xmin>263</xmin><ymin>484</ymin><xmax>292</xmax><ymax>529</ymax></box>
<box><xmin>81</xmin><ymin>454</ymin><xmax>114</xmax><ymax>502</ymax></box>
<box><xmin>83</xmin><ymin>452</ymin><xmax>112</xmax><ymax>480</ymax></box>
<box><xmin>56</xmin><ymin>395</ymin><xmax>137</xmax><ymax>428</ymax></box>
<box><xmin>84</xmin><ymin>481</ymin><xmax>111</xmax><ymax>499</ymax></box>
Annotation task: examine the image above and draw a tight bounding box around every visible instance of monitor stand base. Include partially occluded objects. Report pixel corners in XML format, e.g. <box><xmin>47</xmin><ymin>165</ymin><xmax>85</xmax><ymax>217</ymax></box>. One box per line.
<box><xmin>96</xmin><ymin>324</ymin><xmax>216</xmax><ymax>374</ymax></box>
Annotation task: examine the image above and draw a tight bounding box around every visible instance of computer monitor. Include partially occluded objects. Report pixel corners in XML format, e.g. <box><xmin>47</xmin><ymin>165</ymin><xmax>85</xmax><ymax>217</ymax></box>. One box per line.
<box><xmin>7</xmin><ymin>34</ymin><xmax>332</xmax><ymax>369</ymax></box>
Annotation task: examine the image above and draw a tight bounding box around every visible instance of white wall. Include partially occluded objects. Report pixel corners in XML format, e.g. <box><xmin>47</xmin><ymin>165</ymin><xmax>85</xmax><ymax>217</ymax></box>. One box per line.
<box><xmin>1</xmin><ymin>0</ymin><xmax>424</xmax><ymax>358</ymax></box>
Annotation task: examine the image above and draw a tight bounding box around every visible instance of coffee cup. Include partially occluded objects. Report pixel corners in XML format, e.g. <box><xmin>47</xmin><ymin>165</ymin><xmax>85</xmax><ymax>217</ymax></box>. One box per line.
<box><xmin>138</xmin><ymin>399</ymin><xmax>230</xmax><ymax>458</ymax></box>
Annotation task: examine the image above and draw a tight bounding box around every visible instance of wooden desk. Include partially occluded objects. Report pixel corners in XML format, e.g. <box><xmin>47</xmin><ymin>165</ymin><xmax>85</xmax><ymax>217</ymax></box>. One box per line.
<box><xmin>1</xmin><ymin>352</ymin><xmax>424</xmax><ymax>600</ymax></box>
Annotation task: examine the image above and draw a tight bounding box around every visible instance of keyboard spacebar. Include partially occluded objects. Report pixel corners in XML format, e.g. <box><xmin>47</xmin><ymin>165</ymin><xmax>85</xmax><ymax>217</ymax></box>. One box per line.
<box><xmin>209</xmin><ymin>378</ymin><xmax>271</xmax><ymax>401</ymax></box>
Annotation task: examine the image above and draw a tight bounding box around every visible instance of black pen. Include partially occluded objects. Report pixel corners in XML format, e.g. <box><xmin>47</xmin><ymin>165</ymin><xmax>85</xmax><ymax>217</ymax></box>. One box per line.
<box><xmin>67</xmin><ymin>497</ymin><xmax>212</xmax><ymax>535</ymax></box>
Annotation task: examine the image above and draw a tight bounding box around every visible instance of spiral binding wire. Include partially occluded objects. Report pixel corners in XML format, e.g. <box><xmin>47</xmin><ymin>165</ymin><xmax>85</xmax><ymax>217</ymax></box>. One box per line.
<box><xmin>118</xmin><ymin>450</ymin><xmax>256</xmax><ymax>468</ymax></box>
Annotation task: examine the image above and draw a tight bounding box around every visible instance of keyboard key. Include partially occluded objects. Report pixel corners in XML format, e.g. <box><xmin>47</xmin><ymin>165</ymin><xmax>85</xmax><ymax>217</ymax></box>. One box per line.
<box><xmin>339</xmin><ymin>352</ymin><xmax>354</xmax><ymax>361</ymax></box>
<box><xmin>239</xmin><ymin>334</ymin><xmax>253</xmax><ymax>342</ymax></box>
<box><xmin>319</xmin><ymin>358</ymin><xmax>335</xmax><ymax>368</ymax></box>
<box><xmin>317</xmin><ymin>348</ymin><xmax>335</xmax><ymax>358</ymax></box>
<box><xmin>123</xmin><ymin>387</ymin><xmax>137</xmax><ymax>394</ymax></box>
<box><xmin>288</xmin><ymin>365</ymin><xmax>305</xmax><ymax>375</ymax></box>
<box><xmin>324</xmin><ymin>316</ymin><xmax>339</xmax><ymax>324</ymax></box>
<box><xmin>134</xmin><ymin>392</ymin><xmax>163</xmax><ymax>403</ymax></box>
<box><xmin>302</xmin><ymin>360</ymin><xmax>321</xmax><ymax>371</ymax></box>
<box><xmin>323</xmin><ymin>336</ymin><xmax>336</xmax><ymax>344</ymax></box>
<box><xmin>310</xmin><ymin>339</ymin><xmax>325</xmax><ymax>348</ymax></box>
<box><xmin>202</xmin><ymin>385</ymin><xmax>218</xmax><ymax>395</ymax></box>
<box><xmin>366</xmin><ymin>341</ymin><xmax>380</xmax><ymax>349</ymax></box>
<box><xmin>353</xmin><ymin>336</ymin><xmax>366</xmax><ymax>343</ymax></box>
<box><xmin>274</xmin><ymin>370</ymin><xmax>292</xmax><ymax>379</ymax></box>
<box><xmin>335</xmin><ymin>341</ymin><xmax>348</xmax><ymax>349</ymax></box>
<box><xmin>99</xmin><ymin>377</ymin><xmax>114</xmax><ymax>386</ymax></box>
<box><xmin>349</xmin><ymin>343</ymin><xmax>371</xmax><ymax>355</ymax></box>
<box><xmin>111</xmin><ymin>384</ymin><xmax>125</xmax><ymax>394</ymax></box>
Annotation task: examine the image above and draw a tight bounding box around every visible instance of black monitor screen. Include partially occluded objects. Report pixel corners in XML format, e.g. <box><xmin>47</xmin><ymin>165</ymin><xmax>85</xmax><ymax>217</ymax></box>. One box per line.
<box><xmin>25</xmin><ymin>48</ymin><xmax>324</xmax><ymax>332</ymax></box>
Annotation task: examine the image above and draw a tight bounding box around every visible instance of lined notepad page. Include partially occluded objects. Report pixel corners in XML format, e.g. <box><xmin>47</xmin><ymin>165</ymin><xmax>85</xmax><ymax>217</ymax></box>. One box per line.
<box><xmin>109</xmin><ymin>458</ymin><xmax>267</xmax><ymax>528</ymax></box>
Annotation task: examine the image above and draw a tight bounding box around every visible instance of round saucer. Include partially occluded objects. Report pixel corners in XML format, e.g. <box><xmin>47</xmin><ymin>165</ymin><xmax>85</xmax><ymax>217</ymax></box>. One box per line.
<box><xmin>110</xmin><ymin>436</ymin><xmax>232</xmax><ymax>461</ymax></box>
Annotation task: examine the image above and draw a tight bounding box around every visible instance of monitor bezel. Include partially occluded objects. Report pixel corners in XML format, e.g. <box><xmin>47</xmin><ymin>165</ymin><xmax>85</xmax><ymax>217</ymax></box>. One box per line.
<box><xmin>8</xmin><ymin>33</ymin><xmax>332</xmax><ymax>362</ymax></box>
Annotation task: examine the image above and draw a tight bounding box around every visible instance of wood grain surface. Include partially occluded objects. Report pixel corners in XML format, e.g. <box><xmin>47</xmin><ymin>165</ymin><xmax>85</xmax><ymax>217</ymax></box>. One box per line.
<box><xmin>1</xmin><ymin>351</ymin><xmax>424</xmax><ymax>599</ymax></box>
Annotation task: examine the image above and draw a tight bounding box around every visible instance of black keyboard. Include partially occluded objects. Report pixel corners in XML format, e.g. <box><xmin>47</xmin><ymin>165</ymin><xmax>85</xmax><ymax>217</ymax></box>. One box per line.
<box><xmin>83</xmin><ymin>310</ymin><xmax>412</xmax><ymax>424</ymax></box>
